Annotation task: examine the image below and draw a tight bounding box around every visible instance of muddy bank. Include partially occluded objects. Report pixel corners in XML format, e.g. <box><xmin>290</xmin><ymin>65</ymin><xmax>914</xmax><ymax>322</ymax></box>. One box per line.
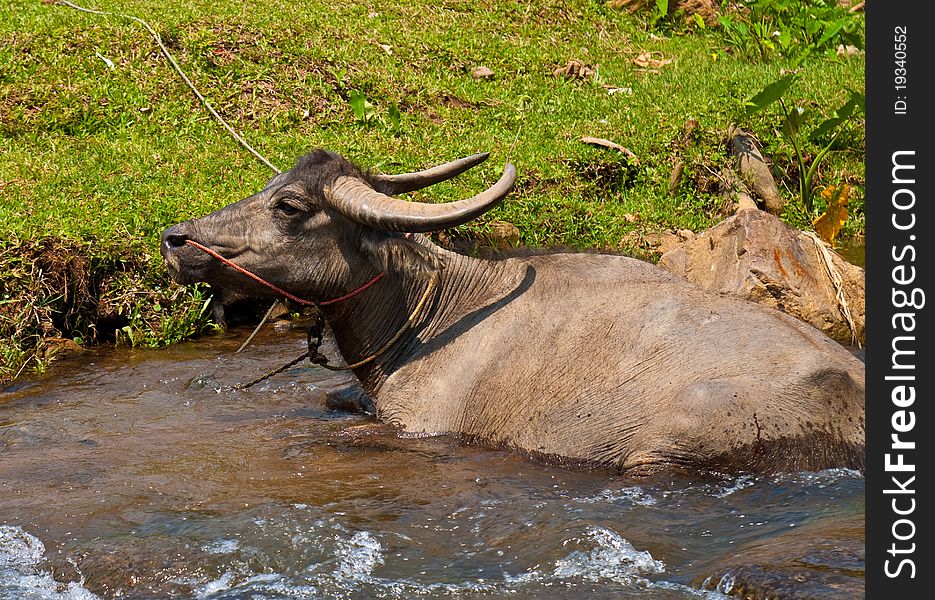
<box><xmin>0</xmin><ymin>237</ymin><xmax>214</xmax><ymax>384</ymax></box>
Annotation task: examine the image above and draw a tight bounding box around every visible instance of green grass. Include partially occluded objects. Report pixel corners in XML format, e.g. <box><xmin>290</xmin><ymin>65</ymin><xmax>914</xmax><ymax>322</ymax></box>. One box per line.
<box><xmin>0</xmin><ymin>0</ymin><xmax>864</xmax><ymax>381</ymax></box>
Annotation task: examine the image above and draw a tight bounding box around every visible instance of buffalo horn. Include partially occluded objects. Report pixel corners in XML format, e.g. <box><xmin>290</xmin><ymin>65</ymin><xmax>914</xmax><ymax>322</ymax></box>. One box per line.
<box><xmin>372</xmin><ymin>152</ymin><xmax>490</xmax><ymax>195</ymax></box>
<box><xmin>326</xmin><ymin>163</ymin><xmax>516</xmax><ymax>233</ymax></box>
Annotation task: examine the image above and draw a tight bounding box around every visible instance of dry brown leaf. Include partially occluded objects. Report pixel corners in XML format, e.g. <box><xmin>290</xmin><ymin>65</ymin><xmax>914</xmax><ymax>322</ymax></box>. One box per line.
<box><xmin>632</xmin><ymin>51</ymin><xmax>672</xmax><ymax>69</ymax></box>
<box><xmin>607</xmin><ymin>0</ymin><xmax>643</xmax><ymax>11</ymax></box>
<box><xmin>553</xmin><ymin>59</ymin><xmax>596</xmax><ymax>81</ymax></box>
<box><xmin>812</xmin><ymin>184</ymin><xmax>850</xmax><ymax>245</ymax></box>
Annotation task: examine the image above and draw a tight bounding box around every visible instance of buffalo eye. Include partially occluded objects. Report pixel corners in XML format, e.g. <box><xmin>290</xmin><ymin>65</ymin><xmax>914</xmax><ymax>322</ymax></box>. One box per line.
<box><xmin>272</xmin><ymin>199</ymin><xmax>303</xmax><ymax>216</ymax></box>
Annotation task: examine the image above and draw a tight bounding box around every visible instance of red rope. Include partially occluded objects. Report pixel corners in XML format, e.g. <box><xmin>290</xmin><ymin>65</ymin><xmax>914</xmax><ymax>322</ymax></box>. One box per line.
<box><xmin>184</xmin><ymin>239</ymin><xmax>384</xmax><ymax>306</ymax></box>
<box><xmin>318</xmin><ymin>273</ymin><xmax>385</xmax><ymax>305</ymax></box>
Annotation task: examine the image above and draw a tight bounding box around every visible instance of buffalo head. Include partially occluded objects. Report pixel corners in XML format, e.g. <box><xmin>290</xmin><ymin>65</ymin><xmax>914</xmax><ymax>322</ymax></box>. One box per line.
<box><xmin>160</xmin><ymin>150</ymin><xmax>515</xmax><ymax>303</ymax></box>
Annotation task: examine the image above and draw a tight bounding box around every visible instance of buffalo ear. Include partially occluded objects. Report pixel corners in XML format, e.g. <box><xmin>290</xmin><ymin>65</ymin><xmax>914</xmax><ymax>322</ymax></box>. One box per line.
<box><xmin>357</xmin><ymin>229</ymin><xmax>445</xmax><ymax>278</ymax></box>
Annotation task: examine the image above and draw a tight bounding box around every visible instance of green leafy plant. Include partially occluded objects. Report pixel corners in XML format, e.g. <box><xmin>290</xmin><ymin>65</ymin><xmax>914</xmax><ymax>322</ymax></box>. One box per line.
<box><xmin>716</xmin><ymin>0</ymin><xmax>864</xmax><ymax>63</ymax></box>
<box><xmin>743</xmin><ymin>73</ymin><xmax>864</xmax><ymax>213</ymax></box>
<box><xmin>114</xmin><ymin>284</ymin><xmax>217</xmax><ymax>348</ymax></box>
<box><xmin>386</xmin><ymin>103</ymin><xmax>402</xmax><ymax>134</ymax></box>
<box><xmin>348</xmin><ymin>91</ymin><xmax>403</xmax><ymax>134</ymax></box>
<box><xmin>348</xmin><ymin>90</ymin><xmax>378</xmax><ymax>125</ymax></box>
<box><xmin>652</xmin><ymin>0</ymin><xmax>669</xmax><ymax>26</ymax></box>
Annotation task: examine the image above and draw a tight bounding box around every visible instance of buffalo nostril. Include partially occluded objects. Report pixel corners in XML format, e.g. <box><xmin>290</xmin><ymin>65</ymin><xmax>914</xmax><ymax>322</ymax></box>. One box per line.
<box><xmin>168</xmin><ymin>234</ymin><xmax>189</xmax><ymax>248</ymax></box>
<box><xmin>163</xmin><ymin>226</ymin><xmax>189</xmax><ymax>248</ymax></box>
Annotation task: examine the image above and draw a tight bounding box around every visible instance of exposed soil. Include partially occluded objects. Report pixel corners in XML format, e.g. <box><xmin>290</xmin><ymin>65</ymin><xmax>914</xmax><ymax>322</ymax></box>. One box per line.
<box><xmin>608</xmin><ymin>0</ymin><xmax>721</xmax><ymax>25</ymax></box>
<box><xmin>568</xmin><ymin>155</ymin><xmax>639</xmax><ymax>192</ymax></box>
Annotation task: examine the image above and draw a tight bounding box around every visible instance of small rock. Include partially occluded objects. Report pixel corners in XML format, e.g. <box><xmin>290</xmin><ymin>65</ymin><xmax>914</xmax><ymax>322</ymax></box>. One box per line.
<box><xmin>716</xmin><ymin>166</ymin><xmax>758</xmax><ymax>216</ymax></box>
<box><xmin>729</xmin><ymin>127</ymin><xmax>784</xmax><ymax>215</ymax></box>
<box><xmin>471</xmin><ymin>66</ymin><xmax>495</xmax><ymax>80</ymax></box>
<box><xmin>643</xmin><ymin>230</ymin><xmax>682</xmax><ymax>255</ymax></box>
<box><xmin>836</xmin><ymin>44</ymin><xmax>861</xmax><ymax>57</ymax></box>
<box><xmin>486</xmin><ymin>220</ymin><xmax>521</xmax><ymax>250</ymax></box>
<box><xmin>41</xmin><ymin>338</ymin><xmax>85</xmax><ymax>359</ymax></box>
<box><xmin>268</xmin><ymin>301</ymin><xmax>291</xmax><ymax>320</ymax></box>
<box><xmin>272</xmin><ymin>319</ymin><xmax>298</xmax><ymax>332</ymax></box>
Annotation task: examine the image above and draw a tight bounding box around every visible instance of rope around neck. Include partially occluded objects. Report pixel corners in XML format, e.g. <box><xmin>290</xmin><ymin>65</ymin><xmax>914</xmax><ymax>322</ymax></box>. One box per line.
<box><xmin>341</xmin><ymin>271</ymin><xmax>436</xmax><ymax>369</ymax></box>
<box><xmin>182</xmin><ymin>239</ymin><xmax>436</xmax><ymax>385</ymax></box>
<box><xmin>235</xmin><ymin>273</ymin><xmax>437</xmax><ymax>388</ymax></box>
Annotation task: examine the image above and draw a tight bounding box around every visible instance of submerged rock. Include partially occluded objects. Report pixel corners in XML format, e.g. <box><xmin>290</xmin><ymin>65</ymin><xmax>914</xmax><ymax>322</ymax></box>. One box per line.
<box><xmin>694</xmin><ymin>510</ymin><xmax>864</xmax><ymax>599</ymax></box>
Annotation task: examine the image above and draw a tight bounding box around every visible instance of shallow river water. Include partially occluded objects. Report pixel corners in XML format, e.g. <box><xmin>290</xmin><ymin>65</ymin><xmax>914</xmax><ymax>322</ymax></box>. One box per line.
<box><xmin>1</xmin><ymin>328</ymin><xmax>864</xmax><ymax>599</ymax></box>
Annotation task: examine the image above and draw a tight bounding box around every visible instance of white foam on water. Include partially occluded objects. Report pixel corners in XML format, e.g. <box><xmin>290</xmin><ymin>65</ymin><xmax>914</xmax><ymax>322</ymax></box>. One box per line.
<box><xmin>698</xmin><ymin>468</ymin><xmax>862</xmax><ymax>500</ymax></box>
<box><xmin>194</xmin><ymin>571</ymin><xmax>236</xmax><ymax>599</ymax></box>
<box><xmin>709</xmin><ymin>474</ymin><xmax>757</xmax><ymax>498</ymax></box>
<box><xmin>194</xmin><ymin>529</ymin><xmax>385</xmax><ymax>598</ymax></box>
<box><xmin>653</xmin><ymin>579</ymin><xmax>733</xmax><ymax>599</ymax></box>
<box><xmin>502</xmin><ymin>526</ymin><xmax>728</xmax><ymax>597</ymax></box>
<box><xmin>332</xmin><ymin>531</ymin><xmax>384</xmax><ymax>582</ymax></box>
<box><xmin>199</xmin><ymin>573</ymin><xmax>319</xmax><ymax>599</ymax></box>
<box><xmin>178</xmin><ymin>524</ymin><xmax>721</xmax><ymax>599</ymax></box>
<box><xmin>779</xmin><ymin>467</ymin><xmax>863</xmax><ymax>487</ymax></box>
<box><xmin>201</xmin><ymin>539</ymin><xmax>240</xmax><ymax>554</ymax></box>
<box><xmin>552</xmin><ymin>526</ymin><xmax>665</xmax><ymax>583</ymax></box>
<box><xmin>238</xmin><ymin>575</ymin><xmax>319</xmax><ymax>599</ymax></box>
<box><xmin>713</xmin><ymin>572</ymin><xmax>737</xmax><ymax>595</ymax></box>
<box><xmin>0</xmin><ymin>525</ymin><xmax>100</xmax><ymax>600</ymax></box>
<box><xmin>573</xmin><ymin>486</ymin><xmax>658</xmax><ymax>506</ymax></box>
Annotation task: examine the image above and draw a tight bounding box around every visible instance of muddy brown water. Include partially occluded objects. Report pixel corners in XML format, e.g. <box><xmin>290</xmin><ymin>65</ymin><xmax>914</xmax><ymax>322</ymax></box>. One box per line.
<box><xmin>837</xmin><ymin>237</ymin><xmax>865</xmax><ymax>269</ymax></box>
<box><xmin>1</xmin><ymin>327</ymin><xmax>864</xmax><ymax>599</ymax></box>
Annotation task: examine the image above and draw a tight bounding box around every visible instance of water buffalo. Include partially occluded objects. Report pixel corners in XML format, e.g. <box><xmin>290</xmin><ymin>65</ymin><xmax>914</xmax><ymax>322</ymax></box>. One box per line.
<box><xmin>161</xmin><ymin>150</ymin><xmax>864</xmax><ymax>475</ymax></box>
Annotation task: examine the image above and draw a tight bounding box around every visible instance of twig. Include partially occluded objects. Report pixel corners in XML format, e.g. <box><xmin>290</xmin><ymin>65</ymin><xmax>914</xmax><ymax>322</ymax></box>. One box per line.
<box><xmin>803</xmin><ymin>231</ymin><xmax>861</xmax><ymax>347</ymax></box>
<box><xmin>579</xmin><ymin>136</ymin><xmax>640</xmax><ymax>165</ymax></box>
<box><xmin>236</xmin><ymin>301</ymin><xmax>280</xmax><ymax>353</ymax></box>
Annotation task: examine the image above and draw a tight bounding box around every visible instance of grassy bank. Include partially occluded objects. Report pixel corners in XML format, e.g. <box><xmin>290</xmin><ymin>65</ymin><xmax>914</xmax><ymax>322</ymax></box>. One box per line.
<box><xmin>0</xmin><ymin>0</ymin><xmax>864</xmax><ymax>382</ymax></box>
